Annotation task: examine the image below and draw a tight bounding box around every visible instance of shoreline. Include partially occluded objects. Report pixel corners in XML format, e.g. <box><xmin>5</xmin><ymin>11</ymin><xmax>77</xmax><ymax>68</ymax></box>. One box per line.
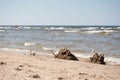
<box><xmin>1</xmin><ymin>48</ymin><xmax>120</xmax><ymax>65</ymax></box>
<box><xmin>0</xmin><ymin>51</ymin><xmax>120</xmax><ymax>80</ymax></box>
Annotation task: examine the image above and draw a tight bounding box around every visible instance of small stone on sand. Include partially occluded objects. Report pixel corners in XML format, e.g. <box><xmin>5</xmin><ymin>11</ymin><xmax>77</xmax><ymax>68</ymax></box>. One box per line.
<box><xmin>0</xmin><ymin>61</ymin><xmax>6</xmax><ymax>65</ymax></box>
<box><xmin>32</xmin><ymin>74</ymin><xmax>40</xmax><ymax>78</ymax></box>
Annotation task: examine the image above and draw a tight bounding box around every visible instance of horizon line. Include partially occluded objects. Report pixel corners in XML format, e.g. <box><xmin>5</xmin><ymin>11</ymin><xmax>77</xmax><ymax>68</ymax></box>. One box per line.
<box><xmin>0</xmin><ymin>24</ymin><xmax>120</xmax><ymax>26</ymax></box>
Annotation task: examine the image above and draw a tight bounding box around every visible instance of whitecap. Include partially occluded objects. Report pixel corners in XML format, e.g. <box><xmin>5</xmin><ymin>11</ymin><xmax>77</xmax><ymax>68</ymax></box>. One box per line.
<box><xmin>50</xmin><ymin>27</ymin><xmax>65</xmax><ymax>30</ymax></box>
<box><xmin>105</xmin><ymin>57</ymin><xmax>120</xmax><ymax>64</ymax></box>
<box><xmin>117</xmin><ymin>27</ymin><xmax>120</xmax><ymax>29</ymax></box>
<box><xmin>24</xmin><ymin>42</ymin><xmax>36</xmax><ymax>46</ymax></box>
<box><xmin>0</xmin><ymin>27</ymin><xmax>11</xmax><ymax>29</ymax></box>
<box><xmin>32</xmin><ymin>27</ymin><xmax>41</xmax><ymax>29</ymax></box>
<box><xmin>100</xmin><ymin>27</ymin><xmax>105</xmax><ymax>30</ymax></box>
<box><xmin>105</xmin><ymin>27</ymin><xmax>113</xmax><ymax>30</ymax></box>
<box><xmin>81</xmin><ymin>27</ymin><xmax>98</xmax><ymax>30</ymax></box>
<box><xmin>23</xmin><ymin>27</ymin><xmax>31</xmax><ymax>29</ymax></box>
<box><xmin>42</xmin><ymin>47</ymin><xmax>52</xmax><ymax>50</ymax></box>
<box><xmin>0</xmin><ymin>30</ymin><xmax>5</xmax><ymax>32</ymax></box>
<box><xmin>85</xmin><ymin>30</ymin><xmax>103</xmax><ymax>34</ymax></box>
<box><xmin>65</xmin><ymin>29</ymin><xmax>79</xmax><ymax>33</ymax></box>
<box><xmin>74</xmin><ymin>53</ymin><xmax>90</xmax><ymax>58</ymax></box>
<box><xmin>0</xmin><ymin>48</ymin><xmax>28</xmax><ymax>53</ymax></box>
<box><xmin>103</xmin><ymin>30</ymin><xmax>116</xmax><ymax>33</ymax></box>
<box><xmin>14</xmin><ymin>26</ymin><xmax>22</xmax><ymax>29</ymax></box>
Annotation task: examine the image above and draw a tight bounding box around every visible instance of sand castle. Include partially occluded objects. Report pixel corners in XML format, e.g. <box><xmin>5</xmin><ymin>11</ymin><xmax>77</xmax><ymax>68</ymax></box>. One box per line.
<box><xmin>54</xmin><ymin>48</ymin><xmax>79</xmax><ymax>61</ymax></box>
<box><xmin>90</xmin><ymin>53</ymin><xmax>105</xmax><ymax>65</ymax></box>
<box><xmin>54</xmin><ymin>48</ymin><xmax>106</xmax><ymax>65</ymax></box>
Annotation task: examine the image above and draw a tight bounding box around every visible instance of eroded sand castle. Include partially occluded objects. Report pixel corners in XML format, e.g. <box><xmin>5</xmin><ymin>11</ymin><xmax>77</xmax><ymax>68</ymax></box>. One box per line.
<box><xmin>55</xmin><ymin>48</ymin><xmax>79</xmax><ymax>61</ymax></box>
<box><xmin>90</xmin><ymin>53</ymin><xmax>105</xmax><ymax>65</ymax></box>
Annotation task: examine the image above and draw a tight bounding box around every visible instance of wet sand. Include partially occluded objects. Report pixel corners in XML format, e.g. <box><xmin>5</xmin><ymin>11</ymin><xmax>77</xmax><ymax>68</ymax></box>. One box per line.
<box><xmin>0</xmin><ymin>51</ymin><xmax>120</xmax><ymax>80</ymax></box>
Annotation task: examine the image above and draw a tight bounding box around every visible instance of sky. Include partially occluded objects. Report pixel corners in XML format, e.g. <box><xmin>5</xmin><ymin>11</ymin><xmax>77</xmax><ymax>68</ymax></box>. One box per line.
<box><xmin>0</xmin><ymin>0</ymin><xmax>120</xmax><ymax>25</ymax></box>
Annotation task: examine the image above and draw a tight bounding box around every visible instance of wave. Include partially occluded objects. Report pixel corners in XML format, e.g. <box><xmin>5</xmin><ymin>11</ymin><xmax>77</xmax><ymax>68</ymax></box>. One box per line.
<box><xmin>102</xmin><ymin>29</ymin><xmax>116</xmax><ymax>33</ymax></box>
<box><xmin>65</xmin><ymin>29</ymin><xmax>79</xmax><ymax>33</ymax></box>
<box><xmin>100</xmin><ymin>27</ymin><xmax>105</xmax><ymax>30</ymax></box>
<box><xmin>0</xmin><ymin>30</ymin><xmax>5</xmax><ymax>32</ymax></box>
<box><xmin>85</xmin><ymin>30</ymin><xmax>104</xmax><ymax>34</ymax></box>
<box><xmin>74</xmin><ymin>53</ymin><xmax>90</xmax><ymax>58</ymax></box>
<box><xmin>13</xmin><ymin>26</ymin><xmax>41</xmax><ymax>30</ymax></box>
<box><xmin>14</xmin><ymin>27</ymin><xmax>22</xmax><ymax>29</ymax></box>
<box><xmin>50</xmin><ymin>27</ymin><xmax>65</xmax><ymax>30</ymax></box>
<box><xmin>0</xmin><ymin>48</ymin><xmax>28</xmax><ymax>53</ymax></box>
<box><xmin>23</xmin><ymin>27</ymin><xmax>31</xmax><ymax>29</ymax></box>
<box><xmin>105</xmin><ymin>57</ymin><xmax>120</xmax><ymax>65</ymax></box>
<box><xmin>104</xmin><ymin>27</ymin><xmax>113</xmax><ymax>30</ymax></box>
<box><xmin>85</xmin><ymin>29</ymin><xmax>116</xmax><ymax>34</ymax></box>
<box><xmin>24</xmin><ymin>42</ymin><xmax>36</xmax><ymax>46</ymax></box>
<box><xmin>42</xmin><ymin>47</ymin><xmax>52</xmax><ymax>50</ymax></box>
<box><xmin>117</xmin><ymin>27</ymin><xmax>120</xmax><ymax>29</ymax></box>
<box><xmin>81</xmin><ymin>27</ymin><xmax>98</xmax><ymax>30</ymax></box>
<box><xmin>0</xmin><ymin>27</ymin><xmax>11</xmax><ymax>29</ymax></box>
<box><xmin>31</xmin><ymin>27</ymin><xmax>41</xmax><ymax>30</ymax></box>
<box><xmin>45</xmin><ymin>27</ymin><xmax>65</xmax><ymax>31</ymax></box>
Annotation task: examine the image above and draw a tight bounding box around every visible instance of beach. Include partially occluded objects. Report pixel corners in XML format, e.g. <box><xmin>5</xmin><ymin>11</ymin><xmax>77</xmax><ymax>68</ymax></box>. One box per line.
<box><xmin>0</xmin><ymin>0</ymin><xmax>120</xmax><ymax>79</ymax></box>
<box><xmin>0</xmin><ymin>51</ymin><xmax>120</xmax><ymax>80</ymax></box>
<box><xmin>0</xmin><ymin>26</ymin><xmax>120</xmax><ymax>64</ymax></box>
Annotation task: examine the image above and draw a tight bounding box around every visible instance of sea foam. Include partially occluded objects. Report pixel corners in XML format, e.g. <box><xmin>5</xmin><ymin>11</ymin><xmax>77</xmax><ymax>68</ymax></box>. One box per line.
<box><xmin>24</xmin><ymin>42</ymin><xmax>36</xmax><ymax>46</ymax></box>
<box><xmin>65</xmin><ymin>29</ymin><xmax>79</xmax><ymax>33</ymax></box>
<box><xmin>105</xmin><ymin>57</ymin><xmax>120</xmax><ymax>64</ymax></box>
<box><xmin>0</xmin><ymin>48</ymin><xmax>28</xmax><ymax>53</ymax></box>
<box><xmin>0</xmin><ymin>30</ymin><xmax>5</xmax><ymax>32</ymax></box>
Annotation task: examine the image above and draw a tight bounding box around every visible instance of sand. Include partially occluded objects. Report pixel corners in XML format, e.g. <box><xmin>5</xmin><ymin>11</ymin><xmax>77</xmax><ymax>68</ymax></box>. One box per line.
<box><xmin>0</xmin><ymin>51</ymin><xmax>120</xmax><ymax>80</ymax></box>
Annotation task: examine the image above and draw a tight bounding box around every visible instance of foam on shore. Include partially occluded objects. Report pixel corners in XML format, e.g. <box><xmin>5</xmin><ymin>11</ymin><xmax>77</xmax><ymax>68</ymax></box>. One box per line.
<box><xmin>1</xmin><ymin>47</ymin><xmax>120</xmax><ymax>65</ymax></box>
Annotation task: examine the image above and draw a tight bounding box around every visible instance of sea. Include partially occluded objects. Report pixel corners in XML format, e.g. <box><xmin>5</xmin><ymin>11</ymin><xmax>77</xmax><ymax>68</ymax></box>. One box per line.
<box><xmin>0</xmin><ymin>25</ymin><xmax>120</xmax><ymax>65</ymax></box>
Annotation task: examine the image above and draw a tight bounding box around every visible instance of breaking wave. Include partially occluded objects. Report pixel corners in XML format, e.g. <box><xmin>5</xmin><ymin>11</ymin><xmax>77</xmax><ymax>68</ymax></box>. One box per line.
<box><xmin>85</xmin><ymin>29</ymin><xmax>116</xmax><ymax>34</ymax></box>
<box><xmin>117</xmin><ymin>27</ymin><xmax>120</xmax><ymax>29</ymax></box>
<box><xmin>0</xmin><ymin>30</ymin><xmax>5</xmax><ymax>32</ymax></box>
<box><xmin>0</xmin><ymin>48</ymin><xmax>28</xmax><ymax>53</ymax></box>
<box><xmin>42</xmin><ymin>47</ymin><xmax>52</xmax><ymax>50</ymax></box>
<box><xmin>105</xmin><ymin>57</ymin><xmax>120</xmax><ymax>65</ymax></box>
<box><xmin>74</xmin><ymin>53</ymin><xmax>90</xmax><ymax>58</ymax></box>
<box><xmin>65</xmin><ymin>29</ymin><xmax>79</xmax><ymax>33</ymax></box>
<box><xmin>0</xmin><ymin>27</ymin><xmax>11</xmax><ymax>29</ymax></box>
<box><xmin>24</xmin><ymin>42</ymin><xmax>36</xmax><ymax>46</ymax></box>
<box><xmin>50</xmin><ymin>27</ymin><xmax>65</xmax><ymax>30</ymax></box>
<box><xmin>85</xmin><ymin>30</ymin><xmax>103</xmax><ymax>34</ymax></box>
<box><xmin>81</xmin><ymin>27</ymin><xmax>98</xmax><ymax>30</ymax></box>
<box><xmin>23</xmin><ymin>27</ymin><xmax>31</xmax><ymax>29</ymax></box>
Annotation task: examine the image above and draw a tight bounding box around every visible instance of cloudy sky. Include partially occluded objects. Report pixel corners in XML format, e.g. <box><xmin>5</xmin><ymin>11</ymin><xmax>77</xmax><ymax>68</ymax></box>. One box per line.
<box><xmin>0</xmin><ymin>0</ymin><xmax>120</xmax><ymax>25</ymax></box>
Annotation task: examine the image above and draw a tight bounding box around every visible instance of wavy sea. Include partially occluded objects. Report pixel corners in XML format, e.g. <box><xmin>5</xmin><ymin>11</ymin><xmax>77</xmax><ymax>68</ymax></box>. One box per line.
<box><xmin>0</xmin><ymin>25</ymin><xmax>120</xmax><ymax>64</ymax></box>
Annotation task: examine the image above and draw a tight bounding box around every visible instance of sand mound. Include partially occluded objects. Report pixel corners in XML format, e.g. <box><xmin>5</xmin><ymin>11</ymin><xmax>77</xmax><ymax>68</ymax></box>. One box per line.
<box><xmin>90</xmin><ymin>53</ymin><xmax>105</xmax><ymax>65</ymax></box>
<box><xmin>55</xmin><ymin>48</ymin><xmax>79</xmax><ymax>61</ymax></box>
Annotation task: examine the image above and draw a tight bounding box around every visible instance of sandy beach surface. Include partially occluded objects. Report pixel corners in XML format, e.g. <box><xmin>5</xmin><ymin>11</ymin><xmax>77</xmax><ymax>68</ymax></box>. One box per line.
<box><xmin>0</xmin><ymin>51</ymin><xmax>120</xmax><ymax>80</ymax></box>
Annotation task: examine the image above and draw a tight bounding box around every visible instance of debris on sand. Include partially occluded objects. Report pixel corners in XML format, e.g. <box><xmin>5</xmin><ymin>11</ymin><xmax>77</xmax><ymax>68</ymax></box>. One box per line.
<box><xmin>30</xmin><ymin>53</ymin><xmax>36</xmax><ymax>56</ymax></box>
<box><xmin>78</xmin><ymin>72</ymin><xmax>88</xmax><ymax>75</ymax></box>
<box><xmin>32</xmin><ymin>74</ymin><xmax>40</xmax><ymax>78</ymax></box>
<box><xmin>55</xmin><ymin>48</ymin><xmax>79</xmax><ymax>61</ymax></box>
<box><xmin>19</xmin><ymin>65</ymin><xmax>24</xmax><ymax>67</ymax></box>
<box><xmin>58</xmin><ymin>77</ymin><xmax>64</xmax><ymax>80</ymax></box>
<box><xmin>0</xmin><ymin>61</ymin><xmax>6</xmax><ymax>65</ymax></box>
<box><xmin>29</xmin><ymin>49</ymin><xmax>36</xmax><ymax>56</ymax></box>
<box><xmin>90</xmin><ymin>53</ymin><xmax>105</xmax><ymax>65</ymax></box>
<box><xmin>15</xmin><ymin>67</ymin><xmax>22</xmax><ymax>71</ymax></box>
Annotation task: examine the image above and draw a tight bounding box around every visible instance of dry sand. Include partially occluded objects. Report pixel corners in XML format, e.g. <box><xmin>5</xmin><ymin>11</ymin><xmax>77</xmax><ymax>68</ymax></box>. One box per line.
<box><xmin>0</xmin><ymin>51</ymin><xmax>120</xmax><ymax>80</ymax></box>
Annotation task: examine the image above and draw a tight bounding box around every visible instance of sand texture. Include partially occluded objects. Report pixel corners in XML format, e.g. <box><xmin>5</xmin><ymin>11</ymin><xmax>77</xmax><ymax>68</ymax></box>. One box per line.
<box><xmin>0</xmin><ymin>51</ymin><xmax>120</xmax><ymax>80</ymax></box>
